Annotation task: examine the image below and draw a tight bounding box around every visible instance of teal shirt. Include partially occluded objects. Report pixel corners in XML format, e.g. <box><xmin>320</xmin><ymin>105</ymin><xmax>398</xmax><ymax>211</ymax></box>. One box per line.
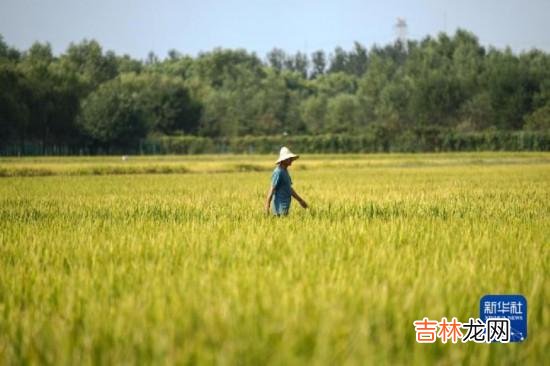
<box><xmin>271</xmin><ymin>166</ymin><xmax>292</xmax><ymax>215</ymax></box>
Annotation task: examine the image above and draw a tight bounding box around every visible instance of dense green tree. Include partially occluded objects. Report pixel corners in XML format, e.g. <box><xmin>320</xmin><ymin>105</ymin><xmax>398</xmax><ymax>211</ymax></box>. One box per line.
<box><xmin>347</xmin><ymin>42</ymin><xmax>368</xmax><ymax>76</ymax></box>
<box><xmin>252</xmin><ymin>69</ymin><xmax>287</xmax><ymax>134</ymax></box>
<box><xmin>328</xmin><ymin>47</ymin><xmax>348</xmax><ymax>73</ymax></box>
<box><xmin>78</xmin><ymin>76</ymin><xmax>148</xmax><ymax>147</ymax></box>
<box><xmin>193</xmin><ymin>48</ymin><xmax>264</xmax><ymax>88</ymax></box>
<box><xmin>310</xmin><ymin>50</ymin><xmax>326</xmax><ymax>79</ymax></box>
<box><xmin>523</xmin><ymin>104</ymin><xmax>550</xmax><ymax>131</ymax></box>
<box><xmin>300</xmin><ymin>95</ymin><xmax>327</xmax><ymax>133</ymax></box>
<box><xmin>289</xmin><ymin>52</ymin><xmax>309</xmax><ymax>78</ymax></box>
<box><xmin>0</xmin><ymin>35</ymin><xmax>8</xmax><ymax>58</ymax></box>
<box><xmin>457</xmin><ymin>92</ymin><xmax>495</xmax><ymax>131</ymax></box>
<box><xmin>146</xmin><ymin>51</ymin><xmax>159</xmax><ymax>65</ymax></box>
<box><xmin>267</xmin><ymin>48</ymin><xmax>286</xmax><ymax>72</ymax></box>
<box><xmin>325</xmin><ymin>94</ymin><xmax>361</xmax><ymax>133</ymax></box>
<box><xmin>482</xmin><ymin>49</ymin><xmax>532</xmax><ymax>129</ymax></box>
<box><xmin>315</xmin><ymin>72</ymin><xmax>356</xmax><ymax>97</ymax></box>
<box><xmin>61</xmin><ymin>39</ymin><xmax>118</xmax><ymax>90</ymax></box>
<box><xmin>137</xmin><ymin>74</ymin><xmax>202</xmax><ymax>134</ymax></box>
<box><xmin>357</xmin><ymin>54</ymin><xmax>397</xmax><ymax>122</ymax></box>
<box><xmin>1</xmin><ymin>29</ymin><xmax>550</xmax><ymax>154</ymax></box>
<box><xmin>78</xmin><ymin>72</ymin><xmax>202</xmax><ymax>146</ymax></box>
<box><xmin>17</xmin><ymin>42</ymin><xmax>58</xmax><ymax>146</ymax></box>
<box><xmin>116</xmin><ymin>54</ymin><xmax>143</xmax><ymax>74</ymax></box>
<box><xmin>0</xmin><ymin>64</ymin><xmax>29</xmax><ymax>145</ymax></box>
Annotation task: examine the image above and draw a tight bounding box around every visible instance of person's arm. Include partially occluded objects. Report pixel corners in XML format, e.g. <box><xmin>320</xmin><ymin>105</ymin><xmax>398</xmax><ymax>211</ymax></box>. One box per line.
<box><xmin>265</xmin><ymin>186</ymin><xmax>275</xmax><ymax>214</ymax></box>
<box><xmin>291</xmin><ymin>187</ymin><xmax>308</xmax><ymax>208</ymax></box>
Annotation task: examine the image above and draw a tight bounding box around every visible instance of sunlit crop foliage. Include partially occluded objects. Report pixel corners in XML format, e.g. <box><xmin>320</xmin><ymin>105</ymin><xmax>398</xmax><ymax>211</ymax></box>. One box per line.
<box><xmin>0</xmin><ymin>153</ymin><xmax>548</xmax><ymax>365</ymax></box>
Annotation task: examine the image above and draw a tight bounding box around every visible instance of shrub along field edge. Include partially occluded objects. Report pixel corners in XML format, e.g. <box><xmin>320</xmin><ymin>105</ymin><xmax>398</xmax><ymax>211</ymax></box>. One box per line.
<box><xmin>1</xmin><ymin>130</ymin><xmax>549</xmax><ymax>156</ymax></box>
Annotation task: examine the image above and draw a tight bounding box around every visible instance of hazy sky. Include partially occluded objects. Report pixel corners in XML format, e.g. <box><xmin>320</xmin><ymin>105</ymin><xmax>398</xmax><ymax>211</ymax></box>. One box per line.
<box><xmin>1</xmin><ymin>0</ymin><xmax>549</xmax><ymax>59</ymax></box>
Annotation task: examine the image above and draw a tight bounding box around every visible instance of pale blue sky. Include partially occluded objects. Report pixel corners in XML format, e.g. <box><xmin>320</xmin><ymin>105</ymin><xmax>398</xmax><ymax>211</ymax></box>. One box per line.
<box><xmin>1</xmin><ymin>0</ymin><xmax>549</xmax><ymax>59</ymax></box>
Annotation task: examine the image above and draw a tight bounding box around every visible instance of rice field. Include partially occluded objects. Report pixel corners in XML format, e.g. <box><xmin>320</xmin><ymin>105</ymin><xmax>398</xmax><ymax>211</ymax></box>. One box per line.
<box><xmin>0</xmin><ymin>152</ymin><xmax>549</xmax><ymax>365</ymax></box>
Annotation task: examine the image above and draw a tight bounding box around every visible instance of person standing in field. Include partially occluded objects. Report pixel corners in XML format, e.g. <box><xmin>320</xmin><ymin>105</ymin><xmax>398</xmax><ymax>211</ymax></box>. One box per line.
<box><xmin>265</xmin><ymin>146</ymin><xmax>308</xmax><ymax>216</ymax></box>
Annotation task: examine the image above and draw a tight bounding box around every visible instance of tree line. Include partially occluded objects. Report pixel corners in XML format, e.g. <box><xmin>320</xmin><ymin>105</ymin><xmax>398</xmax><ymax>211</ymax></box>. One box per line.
<box><xmin>1</xmin><ymin>29</ymin><xmax>549</xmax><ymax>154</ymax></box>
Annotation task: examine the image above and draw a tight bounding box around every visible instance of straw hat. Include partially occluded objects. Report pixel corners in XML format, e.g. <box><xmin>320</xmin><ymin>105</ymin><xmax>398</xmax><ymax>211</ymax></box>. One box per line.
<box><xmin>276</xmin><ymin>146</ymin><xmax>299</xmax><ymax>164</ymax></box>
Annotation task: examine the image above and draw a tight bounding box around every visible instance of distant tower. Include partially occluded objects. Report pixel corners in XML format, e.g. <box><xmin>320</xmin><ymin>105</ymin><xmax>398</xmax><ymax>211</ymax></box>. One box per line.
<box><xmin>394</xmin><ymin>17</ymin><xmax>408</xmax><ymax>51</ymax></box>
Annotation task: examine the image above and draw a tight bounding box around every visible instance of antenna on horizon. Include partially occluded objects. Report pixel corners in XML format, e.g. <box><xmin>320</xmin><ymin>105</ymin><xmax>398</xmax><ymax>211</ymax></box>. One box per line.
<box><xmin>394</xmin><ymin>17</ymin><xmax>408</xmax><ymax>51</ymax></box>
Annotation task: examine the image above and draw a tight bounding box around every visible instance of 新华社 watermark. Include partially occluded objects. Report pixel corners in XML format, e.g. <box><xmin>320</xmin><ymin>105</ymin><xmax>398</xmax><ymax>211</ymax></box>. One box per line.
<box><xmin>413</xmin><ymin>294</ymin><xmax>527</xmax><ymax>344</ymax></box>
<box><xmin>413</xmin><ymin>317</ymin><xmax>510</xmax><ymax>343</ymax></box>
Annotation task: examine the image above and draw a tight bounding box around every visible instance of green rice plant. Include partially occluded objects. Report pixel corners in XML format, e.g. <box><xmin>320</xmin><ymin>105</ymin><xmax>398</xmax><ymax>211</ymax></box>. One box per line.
<box><xmin>0</xmin><ymin>153</ymin><xmax>548</xmax><ymax>365</ymax></box>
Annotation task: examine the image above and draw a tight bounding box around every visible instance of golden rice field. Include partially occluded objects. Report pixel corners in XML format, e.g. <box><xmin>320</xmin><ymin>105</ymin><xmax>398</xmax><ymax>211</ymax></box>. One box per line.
<box><xmin>0</xmin><ymin>152</ymin><xmax>549</xmax><ymax>365</ymax></box>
